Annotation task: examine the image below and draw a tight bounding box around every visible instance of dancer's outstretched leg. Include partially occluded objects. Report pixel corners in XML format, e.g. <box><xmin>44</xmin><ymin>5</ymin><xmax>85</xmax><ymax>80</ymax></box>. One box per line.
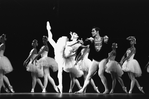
<box><xmin>90</xmin><ymin>79</ymin><xmax>100</xmax><ymax>93</ymax></box>
<box><xmin>135</xmin><ymin>77</ymin><xmax>144</xmax><ymax>93</ymax></box>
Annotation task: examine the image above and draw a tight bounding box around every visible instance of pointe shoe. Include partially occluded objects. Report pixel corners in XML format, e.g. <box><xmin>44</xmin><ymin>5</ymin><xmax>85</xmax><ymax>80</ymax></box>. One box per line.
<box><xmin>95</xmin><ymin>87</ymin><xmax>100</xmax><ymax>93</ymax></box>
<box><xmin>128</xmin><ymin>90</ymin><xmax>132</xmax><ymax>94</ymax></box>
<box><xmin>5</xmin><ymin>88</ymin><xmax>10</xmax><ymax>93</ymax></box>
<box><xmin>109</xmin><ymin>90</ymin><xmax>114</xmax><ymax>94</ymax></box>
<box><xmin>123</xmin><ymin>87</ymin><xmax>127</xmax><ymax>93</ymax></box>
<box><xmin>9</xmin><ymin>86</ymin><xmax>14</xmax><ymax>93</ymax></box>
<box><xmin>75</xmin><ymin>89</ymin><xmax>84</xmax><ymax>94</ymax></box>
<box><xmin>55</xmin><ymin>86</ymin><xmax>60</xmax><ymax>93</ymax></box>
<box><xmin>139</xmin><ymin>87</ymin><xmax>145</xmax><ymax>94</ymax></box>
<box><xmin>31</xmin><ymin>89</ymin><xmax>34</xmax><ymax>93</ymax></box>
<box><xmin>42</xmin><ymin>88</ymin><xmax>46</xmax><ymax>93</ymax></box>
<box><xmin>57</xmin><ymin>85</ymin><xmax>62</xmax><ymax>93</ymax></box>
<box><xmin>103</xmin><ymin>89</ymin><xmax>109</xmax><ymax>94</ymax></box>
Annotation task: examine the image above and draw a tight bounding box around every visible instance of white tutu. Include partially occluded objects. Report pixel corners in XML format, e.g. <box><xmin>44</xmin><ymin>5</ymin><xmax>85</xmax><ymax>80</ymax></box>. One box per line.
<box><xmin>122</xmin><ymin>59</ymin><xmax>142</xmax><ymax>77</ymax></box>
<box><xmin>0</xmin><ymin>56</ymin><xmax>13</xmax><ymax>74</ymax></box>
<box><xmin>105</xmin><ymin>60</ymin><xmax>123</xmax><ymax>77</ymax></box>
<box><xmin>37</xmin><ymin>56</ymin><xmax>58</xmax><ymax>72</ymax></box>
<box><xmin>26</xmin><ymin>61</ymin><xmax>44</xmax><ymax>77</ymax></box>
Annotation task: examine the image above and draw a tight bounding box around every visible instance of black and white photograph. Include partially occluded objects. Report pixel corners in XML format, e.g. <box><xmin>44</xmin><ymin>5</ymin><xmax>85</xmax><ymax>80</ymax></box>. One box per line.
<box><xmin>0</xmin><ymin>0</ymin><xmax>149</xmax><ymax>99</ymax></box>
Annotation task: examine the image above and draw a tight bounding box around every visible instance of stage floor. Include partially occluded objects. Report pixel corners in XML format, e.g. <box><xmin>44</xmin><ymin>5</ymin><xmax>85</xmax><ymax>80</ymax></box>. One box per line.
<box><xmin>0</xmin><ymin>93</ymin><xmax>148</xmax><ymax>99</ymax></box>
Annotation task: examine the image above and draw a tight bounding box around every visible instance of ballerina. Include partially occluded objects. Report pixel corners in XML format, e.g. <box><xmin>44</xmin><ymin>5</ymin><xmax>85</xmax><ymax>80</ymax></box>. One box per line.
<box><xmin>23</xmin><ymin>39</ymin><xmax>44</xmax><ymax>92</ymax></box>
<box><xmin>105</xmin><ymin>43</ymin><xmax>127</xmax><ymax>94</ymax></box>
<box><xmin>0</xmin><ymin>34</ymin><xmax>14</xmax><ymax>93</ymax></box>
<box><xmin>33</xmin><ymin>35</ymin><xmax>59</xmax><ymax>93</ymax></box>
<box><xmin>120</xmin><ymin>36</ymin><xmax>144</xmax><ymax>94</ymax></box>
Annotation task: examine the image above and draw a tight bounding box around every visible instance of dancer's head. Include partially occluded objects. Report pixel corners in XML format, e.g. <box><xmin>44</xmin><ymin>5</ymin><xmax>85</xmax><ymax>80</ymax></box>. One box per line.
<box><xmin>70</xmin><ymin>32</ymin><xmax>79</xmax><ymax>41</ymax></box>
<box><xmin>32</xmin><ymin>39</ymin><xmax>38</xmax><ymax>48</ymax></box>
<box><xmin>42</xmin><ymin>35</ymin><xmax>48</xmax><ymax>45</ymax></box>
<box><xmin>112</xmin><ymin>43</ymin><xmax>118</xmax><ymax>49</ymax></box>
<box><xmin>127</xmin><ymin>36</ymin><xmax>136</xmax><ymax>45</ymax></box>
<box><xmin>0</xmin><ymin>34</ymin><xmax>6</xmax><ymax>43</ymax></box>
<box><xmin>91</xmin><ymin>27</ymin><xmax>100</xmax><ymax>37</ymax></box>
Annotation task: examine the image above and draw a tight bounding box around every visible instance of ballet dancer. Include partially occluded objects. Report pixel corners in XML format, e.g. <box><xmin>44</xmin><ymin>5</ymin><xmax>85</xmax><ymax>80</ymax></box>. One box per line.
<box><xmin>23</xmin><ymin>39</ymin><xmax>44</xmax><ymax>92</ymax></box>
<box><xmin>76</xmin><ymin>27</ymin><xmax>109</xmax><ymax>94</ymax></box>
<box><xmin>0</xmin><ymin>34</ymin><xmax>14</xmax><ymax>93</ymax></box>
<box><xmin>105</xmin><ymin>43</ymin><xmax>127</xmax><ymax>94</ymax></box>
<box><xmin>65</xmin><ymin>32</ymin><xmax>99</xmax><ymax>93</ymax></box>
<box><xmin>33</xmin><ymin>35</ymin><xmax>59</xmax><ymax>93</ymax></box>
<box><xmin>120</xmin><ymin>36</ymin><xmax>144</xmax><ymax>94</ymax></box>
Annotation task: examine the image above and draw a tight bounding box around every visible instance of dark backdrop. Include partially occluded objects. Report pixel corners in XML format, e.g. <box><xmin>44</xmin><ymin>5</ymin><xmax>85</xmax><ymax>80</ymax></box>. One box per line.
<box><xmin>0</xmin><ymin>0</ymin><xmax>149</xmax><ymax>93</ymax></box>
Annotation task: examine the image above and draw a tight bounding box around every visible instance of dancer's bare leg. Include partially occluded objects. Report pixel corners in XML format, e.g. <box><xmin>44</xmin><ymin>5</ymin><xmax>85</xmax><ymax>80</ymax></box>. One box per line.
<box><xmin>57</xmin><ymin>64</ymin><xmax>63</xmax><ymax>93</ymax></box>
<box><xmin>31</xmin><ymin>73</ymin><xmax>37</xmax><ymax>92</ymax></box>
<box><xmin>128</xmin><ymin>72</ymin><xmax>135</xmax><ymax>94</ymax></box>
<box><xmin>110</xmin><ymin>72</ymin><xmax>116</xmax><ymax>94</ymax></box>
<box><xmin>37</xmin><ymin>78</ymin><xmax>44</xmax><ymax>91</ymax></box>
<box><xmin>3</xmin><ymin>75</ymin><xmax>14</xmax><ymax>93</ymax></box>
<box><xmin>117</xmin><ymin>76</ymin><xmax>127</xmax><ymax>93</ymax></box>
<box><xmin>98</xmin><ymin>59</ymin><xmax>109</xmax><ymax>94</ymax></box>
<box><xmin>90</xmin><ymin>79</ymin><xmax>100</xmax><ymax>93</ymax></box>
<box><xmin>0</xmin><ymin>72</ymin><xmax>4</xmax><ymax>93</ymax></box>
<box><xmin>44</xmin><ymin>68</ymin><xmax>58</xmax><ymax>93</ymax></box>
<box><xmin>76</xmin><ymin>60</ymin><xmax>98</xmax><ymax>93</ymax></box>
<box><xmin>135</xmin><ymin>76</ymin><xmax>144</xmax><ymax>93</ymax></box>
<box><xmin>69</xmin><ymin>73</ymin><xmax>76</xmax><ymax>93</ymax></box>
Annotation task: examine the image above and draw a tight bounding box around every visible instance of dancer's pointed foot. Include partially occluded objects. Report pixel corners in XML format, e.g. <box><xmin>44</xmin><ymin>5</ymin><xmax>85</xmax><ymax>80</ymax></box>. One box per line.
<box><xmin>31</xmin><ymin>89</ymin><xmax>34</xmax><ymax>93</ymax></box>
<box><xmin>75</xmin><ymin>89</ymin><xmax>84</xmax><ymax>94</ymax></box>
<box><xmin>5</xmin><ymin>88</ymin><xmax>10</xmax><ymax>93</ymax></box>
<box><xmin>103</xmin><ymin>89</ymin><xmax>109</xmax><ymax>94</ymax></box>
<box><xmin>42</xmin><ymin>88</ymin><xmax>46</xmax><ymax>93</ymax></box>
<box><xmin>139</xmin><ymin>87</ymin><xmax>145</xmax><ymax>94</ymax></box>
<box><xmin>95</xmin><ymin>87</ymin><xmax>100</xmax><ymax>93</ymax></box>
<box><xmin>57</xmin><ymin>85</ymin><xmax>62</xmax><ymax>93</ymax></box>
<box><xmin>123</xmin><ymin>86</ymin><xmax>127</xmax><ymax>93</ymax></box>
<box><xmin>55</xmin><ymin>86</ymin><xmax>60</xmax><ymax>93</ymax></box>
<box><xmin>109</xmin><ymin>89</ymin><xmax>114</xmax><ymax>94</ymax></box>
<box><xmin>128</xmin><ymin>90</ymin><xmax>132</xmax><ymax>94</ymax></box>
<box><xmin>9</xmin><ymin>86</ymin><xmax>14</xmax><ymax>93</ymax></box>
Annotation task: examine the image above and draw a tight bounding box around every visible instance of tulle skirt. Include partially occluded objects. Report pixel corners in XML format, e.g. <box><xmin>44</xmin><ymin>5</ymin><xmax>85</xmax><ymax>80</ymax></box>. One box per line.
<box><xmin>0</xmin><ymin>56</ymin><xmax>13</xmax><ymax>74</ymax></box>
<box><xmin>37</xmin><ymin>56</ymin><xmax>58</xmax><ymax>72</ymax></box>
<box><xmin>105</xmin><ymin>60</ymin><xmax>123</xmax><ymax>77</ymax></box>
<box><xmin>26</xmin><ymin>61</ymin><xmax>44</xmax><ymax>77</ymax></box>
<box><xmin>122</xmin><ymin>59</ymin><xmax>142</xmax><ymax>77</ymax></box>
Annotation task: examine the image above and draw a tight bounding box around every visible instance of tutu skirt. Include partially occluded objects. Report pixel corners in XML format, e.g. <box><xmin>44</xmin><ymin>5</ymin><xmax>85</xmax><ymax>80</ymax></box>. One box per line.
<box><xmin>105</xmin><ymin>60</ymin><xmax>123</xmax><ymax>77</ymax></box>
<box><xmin>0</xmin><ymin>56</ymin><xmax>13</xmax><ymax>74</ymax></box>
<box><xmin>37</xmin><ymin>57</ymin><xmax>58</xmax><ymax>72</ymax></box>
<box><xmin>122</xmin><ymin>59</ymin><xmax>142</xmax><ymax>77</ymax></box>
<box><xmin>26</xmin><ymin>61</ymin><xmax>44</xmax><ymax>77</ymax></box>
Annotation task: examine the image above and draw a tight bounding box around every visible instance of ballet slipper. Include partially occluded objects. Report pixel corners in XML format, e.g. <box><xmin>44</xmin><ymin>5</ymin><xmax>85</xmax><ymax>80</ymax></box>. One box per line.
<box><xmin>109</xmin><ymin>89</ymin><xmax>114</xmax><ymax>94</ymax></box>
<box><xmin>5</xmin><ymin>88</ymin><xmax>10</xmax><ymax>93</ymax></box>
<box><xmin>9</xmin><ymin>86</ymin><xmax>14</xmax><ymax>93</ymax></box>
<box><xmin>31</xmin><ymin>89</ymin><xmax>34</xmax><ymax>93</ymax></box>
<box><xmin>75</xmin><ymin>89</ymin><xmax>84</xmax><ymax>94</ymax></box>
<box><xmin>42</xmin><ymin>88</ymin><xmax>46</xmax><ymax>93</ymax></box>
<box><xmin>139</xmin><ymin>87</ymin><xmax>145</xmax><ymax>94</ymax></box>
<box><xmin>94</xmin><ymin>87</ymin><xmax>100</xmax><ymax>93</ymax></box>
<box><xmin>128</xmin><ymin>90</ymin><xmax>132</xmax><ymax>94</ymax></box>
<box><xmin>103</xmin><ymin>89</ymin><xmax>109</xmax><ymax>94</ymax></box>
<box><xmin>123</xmin><ymin>86</ymin><xmax>127</xmax><ymax>93</ymax></box>
<box><xmin>57</xmin><ymin>85</ymin><xmax>62</xmax><ymax>93</ymax></box>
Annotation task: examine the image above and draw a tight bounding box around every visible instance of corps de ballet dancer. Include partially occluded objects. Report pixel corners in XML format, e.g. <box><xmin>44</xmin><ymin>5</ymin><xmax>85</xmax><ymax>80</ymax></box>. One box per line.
<box><xmin>23</xmin><ymin>39</ymin><xmax>44</xmax><ymax>92</ymax></box>
<box><xmin>76</xmin><ymin>27</ymin><xmax>109</xmax><ymax>94</ymax></box>
<box><xmin>0</xmin><ymin>34</ymin><xmax>14</xmax><ymax>93</ymax></box>
<box><xmin>33</xmin><ymin>35</ymin><xmax>59</xmax><ymax>93</ymax></box>
<box><xmin>64</xmin><ymin>32</ymin><xmax>99</xmax><ymax>93</ymax></box>
<box><xmin>120</xmin><ymin>36</ymin><xmax>144</xmax><ymax>94</ymax></box>
<box><xmin>105</xmin><ymin>43</ymin><xmax>127</xmax><ymax>94</ymax></box>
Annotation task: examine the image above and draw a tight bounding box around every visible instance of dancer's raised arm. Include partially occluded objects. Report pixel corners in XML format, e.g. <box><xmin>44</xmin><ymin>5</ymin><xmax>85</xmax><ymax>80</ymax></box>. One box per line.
<box><xmin>46</xmin><ymin>21</ymin><xmax>56</xmax><ymax>49</ymax></box>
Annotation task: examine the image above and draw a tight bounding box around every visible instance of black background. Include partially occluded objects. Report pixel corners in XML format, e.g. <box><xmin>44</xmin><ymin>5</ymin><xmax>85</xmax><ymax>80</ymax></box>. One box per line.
<box><xmin>0</xmin><ymin>0</ymin><xmax>149</xmax><ymax>93</ymax></box>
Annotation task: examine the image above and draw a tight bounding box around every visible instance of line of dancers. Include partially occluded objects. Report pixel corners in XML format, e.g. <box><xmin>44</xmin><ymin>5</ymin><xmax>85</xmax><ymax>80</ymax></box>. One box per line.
<box><xmin>0</xmin><ymin>21</ymin><xmax>147</xmax><ymax>94</ymax></box>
